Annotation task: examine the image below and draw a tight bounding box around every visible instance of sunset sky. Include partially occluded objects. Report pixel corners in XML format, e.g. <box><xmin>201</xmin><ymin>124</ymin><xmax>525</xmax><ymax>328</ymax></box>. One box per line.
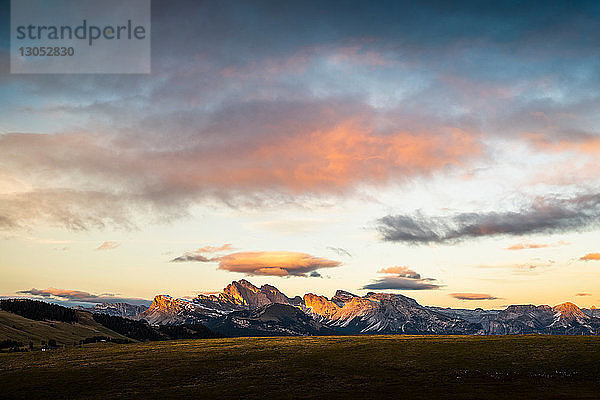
<box><xmin>1</xmin><ymin>1</ymin><xmax>600</xmax><ymax>309</ymax></box>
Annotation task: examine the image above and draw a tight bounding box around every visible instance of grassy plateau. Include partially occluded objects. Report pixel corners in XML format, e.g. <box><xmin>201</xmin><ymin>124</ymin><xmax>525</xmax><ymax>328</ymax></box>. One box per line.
<box><xmin>1</xmin><ymin>335</ymin><xmax>599</xmax><ymax>399</ymax></box>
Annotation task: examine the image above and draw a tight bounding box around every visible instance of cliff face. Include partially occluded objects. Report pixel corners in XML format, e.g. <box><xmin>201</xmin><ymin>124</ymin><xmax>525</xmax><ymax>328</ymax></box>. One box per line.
<box><xmin>303</xmin><ymin>293</ymin><xmax>340</xmax><ymax>320</ymax></box>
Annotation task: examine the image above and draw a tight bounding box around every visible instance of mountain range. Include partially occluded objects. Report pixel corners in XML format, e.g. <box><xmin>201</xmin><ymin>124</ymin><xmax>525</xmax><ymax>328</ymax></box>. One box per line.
<box><xmin>90</xmin><ymin>280</ymin><xmax>600</xmax><ymax>336</ymax></box>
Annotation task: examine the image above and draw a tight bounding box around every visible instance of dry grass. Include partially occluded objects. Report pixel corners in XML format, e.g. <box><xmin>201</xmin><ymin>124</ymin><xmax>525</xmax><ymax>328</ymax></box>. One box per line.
<box><xmin>1</xmin><ymin>335</ymin><xmax>599</xmax><ymax>399</ymax></box>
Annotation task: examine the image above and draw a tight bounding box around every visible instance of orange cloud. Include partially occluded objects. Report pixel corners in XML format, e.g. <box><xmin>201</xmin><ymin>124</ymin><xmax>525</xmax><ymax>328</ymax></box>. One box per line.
<box><xmin>0</xmin><ymin>114</ymin><xmax>481</xmax><ymax>230</ymax></box>
<box><xmin>97</xmin><ymin>241</ymin><xmax>120</xmax><ymax>250</ymax></box>
<box><xmin>450</xmin><ymin>293</ymin><xmax>497</xmax><ymax>300</ymax></box>
<box><xmin>378</xmin><ymin>266</ymin><xmax>421</xmax><ymax>279</ymax></box>
<box><xmin>216</xmin><ymin>251</ymin><xmax>341</xmax><ymax>277</ymax></box>
<box><xmin>156</xmin><ymin>121</ymin><xmax>480</xmax><ymax>195</ymax></box>
<box><xmin>505</xmin><ymin>241</ymin><xmax>569</xmax><ymax>250</ymax></box>
<box><xmin>524</xmin><ymin>132</ymin><xmax>600</xmax><ymax>155</ymax></box>
<box><xmin>17</xmin><ymin>288</ymin><xmax>149</xmax><ymax>305</ymax></box>
<box><xmin>580</xmin><ymin>253</ymin><xmax>600</xmax><ymax>261</ymax></box>
<box><xmin>197</xmin><ymin>244</ymin><xmax>234</xmax><ymax>253</ymax></box>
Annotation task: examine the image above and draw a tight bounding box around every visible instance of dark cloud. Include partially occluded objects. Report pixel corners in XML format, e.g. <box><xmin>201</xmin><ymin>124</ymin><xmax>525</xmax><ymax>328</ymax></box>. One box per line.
<box><xmin>450</xmin><ymin>293</ymin><xmax>497</xmax><ymax>300</ymax></box>
<box><xmin>17</xmin><ymin>288</ymin><xmax>151</xmax><ymax>306</ymax></box>
<box><xmin>377</xmin><ymin>194</ymin><xmax>600</xmax><ymax>244</ymax></box>
<box><xmin>362</xmin><ymin>276</ymin><xmax>440</xmax><ymax>291</ymax></box>
<box><xmin>170</xmin><ymin>253</ymin><xmax>215</xmax><ymax>262</ymax></box>
<box><xmin>362</xmin><ymin>266</ymin><xmax>440</xmax><ymax>290</ymax></box>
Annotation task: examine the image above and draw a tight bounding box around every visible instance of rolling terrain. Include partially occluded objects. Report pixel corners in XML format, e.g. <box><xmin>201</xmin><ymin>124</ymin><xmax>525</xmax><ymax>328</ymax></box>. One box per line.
<box><xmin>0</xmin><ymin>309</ymin><xmax>131</xmax><ymax>347</ymax></box>
<box><xmin>1</xmin><ymin>335</ymin><xmax>599</xmax><ymax>399</ymax></box>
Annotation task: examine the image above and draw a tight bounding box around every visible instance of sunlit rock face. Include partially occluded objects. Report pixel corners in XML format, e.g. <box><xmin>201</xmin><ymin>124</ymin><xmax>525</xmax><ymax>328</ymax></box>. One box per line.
<box><xmin>303</xmin><ymin>293</ymin><xmax>340</xmax><ymax>320</ymax></box>
<box><xmin>139</xmin><ymin>295</ymin><xmax>200</xmax><ymax>325</ymax></box>
<box><xmin>553</xmin><ymin>302</ymin><xmax>588</xmax><ymax>321</ymax></box>
<box><xmin>218</xmin><ymin>280</ymin><xmax>292</xmax><ymax>308</ymax></box>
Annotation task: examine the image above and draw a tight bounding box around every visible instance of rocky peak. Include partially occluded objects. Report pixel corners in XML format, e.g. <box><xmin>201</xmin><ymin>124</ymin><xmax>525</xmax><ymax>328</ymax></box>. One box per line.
<box><xmin>260</xmin><ymin>284</ymin><xmax>291</xmax><ymax>304</ymax></box>
<box><xmin>331</xmin><ymin>290</ymin><xmax>358</xmax><ymax>306</ymax></box>
<box><xmin>149</xmin><ymin>295</ymin><xmax>178</xmax><ymax>311</ymax></box>
<box><xmin>553</xmin><ymin>302</ymin><xmax>587</xmax><ymax>319</ymax></box>
<box><xmin>303</xmin><ymin>293</ymin><xmax>340</xmax><ymax>319</ymax></box>
<box><xmin>219</xmin><ymin>280</ymin><xmax>271</xmax><ymax>308</ymax></box>
<box><xmin>365</xmin><ymin>292</ymin><xmax>420</xmax><ymax>308</ymax></box>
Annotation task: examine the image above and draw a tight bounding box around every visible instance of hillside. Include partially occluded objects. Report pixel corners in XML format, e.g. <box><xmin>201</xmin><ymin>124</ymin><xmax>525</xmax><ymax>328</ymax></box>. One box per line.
<box><xmin>0</xmin><ymin>299</ymin><xmax>220</xmax><ymax>348</ymax></box>
<box><xmin>0</xmin><ymin>310</ymin><xmax>131</xmax><ymax>347</ymax></box>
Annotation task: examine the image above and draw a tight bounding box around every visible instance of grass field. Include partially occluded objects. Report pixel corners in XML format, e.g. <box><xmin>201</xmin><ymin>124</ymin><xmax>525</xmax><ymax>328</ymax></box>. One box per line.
<box><xmin>1</xmin><ymin>335</ymin><xmax>599</xmax><ymax>399</ymax></box>
<box><xmin>0</xmin><ymin>310</ymin><xmax>130</xmax><ymax>347</ymax></box>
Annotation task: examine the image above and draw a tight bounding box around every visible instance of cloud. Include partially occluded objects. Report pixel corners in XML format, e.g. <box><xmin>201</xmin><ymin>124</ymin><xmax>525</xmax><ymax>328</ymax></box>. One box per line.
<box><xmin>197</xmin><ymin>244</ymin><xmax>234</xmax><ymax>253</ymax></box>
<box><xmin>216</xmin><ymin>251</ymin><xmax>340</xmax><ymax>277</ymax></box>
<box><xmin>170</xmin><ymin>244</ymin><xmax>233</xmax><ymax>262</ymax></box>
<box><xmin>362</xmin><ymin>276</ymin><xmax>440</xmax><ymax>291</ymax></box>
<box><xmin>576</xmin><ymin>293</ymin><xmax>591</xmax><ymax>297</ymax></box>
<box><xmin>0</xmin><ymin>109</ymin><xmax>480</xmax><ymax>230</ymax></box>
<box><xmin>580</xmin><ymin>253</ymin><xmax>600</xmax><ymax>261</ymax></box>
<box><xmin>506</xmin><ymin>243</ymin><xmax>549</xmax><ymax>250</ymax></box>
<box><xmin>524</xmin><ymin>132</ymin><xmax>600</xmax><ymax>155</ymax></box>
<box><xmin>362</xmin><ymin>266</ymin><xmax>440</xmax><ymax>290</ymax></box>
<box><xmin>170</xmin><ymin>253</ymin><xmax>216</xmax><ymax>263</ymax></box>
<box><xmin>2</xmin><ymin>1</ymin><xmax>600</xmax><ymax>235</ymax></box>
<box><xmin>505</xmin><ymin>241</ymin><xmax>569</xmax><ymax>250</ymax></box>
<box><xmin>326</xmin><ymin>246</ymin><xmax>352</xmax><ymax>257</ymax></box>
<box><xmin>377</xmin><ymin>193</ymin><xmax>600</xmax><ymax>244</ymax></box>
<box><xmin>378</xmin><ymin>266</ymin><xmax>421</xmax><ymax>279</ymax></box>
<box><xmin>17</xmin><ymin>288</ymin><xmax>150</xmax><ymax>306</ymax></box>
<box><xmin>97</xmin><ymin>241</ymin><xmax>120</xmax><ymax>250</ymax></box>
<box><xmin>450</xmin><ymin>293</ymin><xmax>498</xmax><ymax>300</ymax></box>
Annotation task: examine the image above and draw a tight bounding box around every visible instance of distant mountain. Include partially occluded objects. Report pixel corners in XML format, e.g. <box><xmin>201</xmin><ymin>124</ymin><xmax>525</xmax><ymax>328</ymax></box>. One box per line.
<box><xmin>439</xmin><ymin>302</ymin><xmax>600</xmax><ymax>335</ymax></box>
<box><xmin>134</xmin><ymin>279</ymin><xmax>599</xmax><ymax>336</ymax></box>
<box><xmin>138</xmin><ymin>295</ymin><xmax>220</xmax><ymax>325</ymax></box>
<box><xmin>85</xmin><ymin>302</ymin><xmax>148</xmax><ymax>318</ymax></box>
<box><xmin>583</xmin><ymin>306</ymin><xmax>600</xmax><ymax>318</ymax></box>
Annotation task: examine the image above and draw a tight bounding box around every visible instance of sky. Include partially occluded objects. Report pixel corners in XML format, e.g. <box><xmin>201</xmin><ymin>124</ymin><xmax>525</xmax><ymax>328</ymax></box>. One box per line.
<box><xmin>1</xmin><ymin>0</ymin><xmax>600</xmax><ymax>309</ymax></box>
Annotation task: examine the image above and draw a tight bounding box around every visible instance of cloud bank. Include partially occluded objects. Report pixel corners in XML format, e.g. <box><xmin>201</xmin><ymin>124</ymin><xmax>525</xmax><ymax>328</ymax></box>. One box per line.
<box><xmin>377</xmin><ymin>194</ymin><xmax>600</xmax><ymax>244</ymax></box>
<box><xmin>17</xmin><ymin>288</ymin><xmax>150</xmax><ymax>306</ymax></box>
